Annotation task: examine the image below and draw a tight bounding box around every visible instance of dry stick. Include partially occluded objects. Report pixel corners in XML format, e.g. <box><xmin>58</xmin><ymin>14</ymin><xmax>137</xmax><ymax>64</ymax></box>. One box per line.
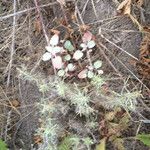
<box><xmin>97</xmin><ymin>41</ymin><xmax>123</xmax><ymax>77</ymax></box>
<box><xmin>99</xmin><ymin>29</ymin><xmax>139</xmax><ymax>61</ymax></box>
<box><xmin>27</xmin><ymin>4</ymin><xmax>33</xmax><ymax>53</ymax></box>
<box><xmin>3</xmin><ymin>18</ymin><xmax>29</xmax><ymax>79</ymax></box>
<box><xmin>88</xmin><ymin>16</ymin><xmax>121</xmax><ymax>25</ymax></box>
<box><xmin>0</xmin><ymin>15</ymin><xmax>28</xmax><ymax>53</ymax></box>
<box><xmin>75</xmin><ymin>5</ymin><xmax>85</xmax><ymax>25</ymax></box>
<box><xmin>101</xmin><ymin>27</ymin><xmax>149</xmax><ymax>34</ymax></box>
<box><xmin>76</xmin><ymin>4</ymin><xmax>120</xmax><ymax>77</ymax></box>
<box><xmin>32</xmin><ymin>0</ymin><xmax>57</xmax><ymax>74</ymax></box>
<box><xmin>0</xmin><ymin>86</ymin><xmax>21</xmax><ymax>115</ymax></box>
<box><xmin>75</xmin><ymin>5</ymin><xmax>91</xmax><ymax>82</ymax></box>
<box><xmin>86</xmin><ymin>50</ymin><xmax>93</xmax><ymax>68</ymax></box>
<box><xmin>132</xmin><ymin>121</ymin><xmax>142</xmax><ymax>150</ymax></box>
<box><xmin>33</xmin><ymin>0</ymin><xmax>49</xmax><ymax>44</ymax></box>
<box><xmin>99</xmin><ymin>40</ymin><xmax>149</xmax><ymax>91</ymax></box>
<box><xmin>139</xmin><ymin>98</ymin><xmax>150</xmax><ymax>112</ymax></box>
<box><xmin>0</xmin><ymin>13</ymin><xmax>29</xmax><ymax>32</ymax></box>
<box><xmin>4</xmin><ymin>110</ymin><xmax>12</xmax><ymax>141</ymax></box>
<box><xmin>7</xmin><ymin>0</ymin><xmax>17</xmax><ymax>87</ymax></box>
<box><xmin>81</xmin><ymin>0</ymin><xmax>90</xmax><ymax>15</ymax></box>
<box><xmin>0</xmin><ymin>2</ymin><xmax>58</xmax><ymax>21</ymax></box>
<box><xmin>91</xmin><ymin>0</ymin><xmax>98</xmax><ymax>18</ymax></box>
<box><xmin>76</xmin><ymin>4</ymin><xmax>93</xmax><ymax>74</ymax></box>
<box><xmin>58</xmin><ymin>2</ymin><xmax>69</xmax><ymax>25</ymax></box>
<box><xmin>0</xmin><ymin>102</ymin><xmax>35</xmax><ymax>109</ymax></box>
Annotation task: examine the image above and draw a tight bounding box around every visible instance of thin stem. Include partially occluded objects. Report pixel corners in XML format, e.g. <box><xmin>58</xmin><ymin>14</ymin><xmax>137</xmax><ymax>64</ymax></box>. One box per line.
<box><xmin>6</xmin><ymin>0</ymin><xmax>17</xmax><ymax>87</ymax></box>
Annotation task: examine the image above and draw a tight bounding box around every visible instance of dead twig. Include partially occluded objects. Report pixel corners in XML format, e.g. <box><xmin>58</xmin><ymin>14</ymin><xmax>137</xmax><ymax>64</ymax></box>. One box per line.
<box><xmin>97</xmin><ymin>41</ymin><xmax>123</xmax><ymax>77</ymax></box>
<box><xmin>99</xmin><ymin>29</ymin><xmax>139</xmax><ymax>61</ymax></box>
<box><xmin>91</xmin><ymin>0</ymin><xmax>98</xmax><ymax>18</ymax></box>
<box><xmin>75</xmin><ymin>5</ymin><xmax>85</xmax><ymax>25</ymax></box>
<box><xmin>33</xmin><ymin>0</ymin><xmax>49</xmax><ymax>45</ymax></box>
<box><xmin>6</xmin><ymin>0</ymin><xmax>17</xmax><ymax>87</ymax></box>
<box><xmin>0</xmin><ymin>2</ymin><xmax>58</xmax><ymax>21</ymax></box>
<box><xmin>98</xmin><ymin>39</ymin><xmax>149</xmax><ymax>91</ymax></box>
<box><xmin>81</xmin><ymin>0</ymin><xmax>90</xmax><ymax>15</ymax></box>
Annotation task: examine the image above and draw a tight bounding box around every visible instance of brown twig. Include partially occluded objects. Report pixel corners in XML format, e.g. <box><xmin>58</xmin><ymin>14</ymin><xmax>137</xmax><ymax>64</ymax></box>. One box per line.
<box><xmin>97</xmin><ymin>38</ymin><xmax>149</xmax><ymax>91</ymax></box>
<box><xmin>33</xmin><ymin>0</ymin><xmax>57</xmax><ymax>74</ymax></box>
<box><xmin>99</xmin><ymin>29</ymin><xmax>139</xmax><ymax>61</ymax></box>
<box><xmin>33</xmin><ymin>0</ymin><xmax>49</xmax><ymax>45</ymax></box>
<box><xmin>0</xmin><ymin>2</ymin><xmax>58</xmax><ymax>21</ymax></box>
<box><xmin>6</xmin><ymin>0</ymin><xmax>17</xmax><ymax>87</ymax></box>
<box><xmin>96</xmin><ymin>41</ymin><xmax>123</xmax><ymax>77</ymax></box>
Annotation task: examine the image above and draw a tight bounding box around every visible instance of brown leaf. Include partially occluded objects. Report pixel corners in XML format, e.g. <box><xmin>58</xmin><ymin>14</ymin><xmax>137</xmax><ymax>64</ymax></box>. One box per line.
<box><xmin>136</xmin><ymin>62</ymin><xmax>150</xmax><ymax>79</ymax></box>
<box><xmin>11</xmin><ymin>99</ymin><xmax>20</xmax><ymax>107</ymax></box>
<box><xmin>79</xmin><ymin>25</ymin><xmax>90</xmax><ymax>32</ymax></box>
<box><xmin>117</xmin><ymin>0</ymin><xmax>131</xmax><ymax>15</ymax></box>
<box><xmin>136</xmin><ymin>30</ymin><xmax>150</xmax><ymax>79</ymax></box>
<box><xmin>139</xmin><ymin>34</ymin><xmax>150</xmax><ymax>63</ymax></box>
<box><xmin>50</xmin><ymin>29</ymin><xmax>60</xmax><ymax>35</ymax></box>
<box><xmin>33</xmin><ymin>135</ymin><xmax>42</xmax><ymax>144</ymax></box>
<box><xmin>113</xmin><ymin>138</ymin><xmax>125</xmax><ymax>150</ymax></box>
<box><xmin>117</xmin><ymin>0</ymin><xmax>143</xmax><ymax>31</ymax></box>
<box><xmin>96</xmin><ymin>138</ymin><xmax>106</xmax><ymax>150</ymax></box>
<box><xmin>105</xmin><ymin>112</ymin><xmax>116</xmax><ymax>121</ymax></box>
<box><xmin>135</xmin><ymin>0</ymin><xmax>144</xmax><ymax>7</ymax></box>
<box><xmin>34</xmin><ymin>19</ymin><xmax>42</xmax><ymax>36</ymax></box>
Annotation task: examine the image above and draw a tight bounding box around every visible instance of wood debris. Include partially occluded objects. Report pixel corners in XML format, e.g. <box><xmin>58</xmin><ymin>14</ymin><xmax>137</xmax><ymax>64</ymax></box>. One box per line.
<box><xmin>136</xmin><ymin>27</ymin><xmax>150</xmax><ymax>79</ymax></box>
<box><xmin>135</xmin><ymin>0</ymin><xmax>144</xmax><ymax>7</ymax></box>
<box><xmin>117</xmin><ymin>0</ymin><xmax>131</xmax><ymax>15</ymax></box>
<box><xmin>117</xmin><ymin>0</ymin><xmax>143</xmax><ymax>31</ymax></box>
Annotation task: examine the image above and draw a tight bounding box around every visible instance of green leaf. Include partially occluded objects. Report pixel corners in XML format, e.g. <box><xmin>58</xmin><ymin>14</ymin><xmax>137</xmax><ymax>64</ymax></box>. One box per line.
<box><xmin>64</xmin><ymin>40</ymin><xmax>75</xmax><ymax>51</ymax></box>
<box><xmin>87</xmin><ymin>71</ymin><xmax>94</xmax><ymax>79</ymax></box>
<box><xmin>58</xmin><ymin>135</ymin><xmax>80</xmax><ymax>150</ymax></box>
<box><xmin>0</xmin><ymin>139</ymin><xmax>7</xmax><ymax>150</ymax></box>
<box><xmin>57</xmin><ymin>69</ymin><xmax>65</xmax><ymax>77</ymax></box>
<box><xmin>82</xmin><ymin>137</ymin><xmax>93</xmax><ymax>149</ymax></box>
<box><xmin>87</xmin><ymin>40</ymin><xmax>96</xmax><ymax>49</ymax></box>
<box><xmin>136</xmin><ymin>134</ymin><xmax>150</xmax><ymax>147</ymax></box>
<box><xmin>67</xmin><ymin>63</ymin><xmax>75</xmax><ymax>72</ymax></box>
<box><xmin>42</xmin><ymin>52</ymin><xmax>51</xmax><ymax>61</ymax></box>
<box><xmin>64</xmin><ymin>54</ymin><xmax>71</xmax><ymax>61</ymax></box>
<box><xmin>93</xmin><ymin>60</ymin><xmax>102</xmax><ymax>69</ymax></box>
<box><xmin>70</xmin><ymin>136</ymin><xmax>80</xmax><ymax>148</ymax></box>
<box><xmin>58</xmin><ymin>136</ymin><xmax>72</xmax><ymax>150</ymax></box>
<box><xmin>53</xmin><ymin>46</ymin><xmax>63</xmax><ymax>53</ymax></box>
<box><xmin>73</xmin><ymin>50</ymin><xmax>84</xmax><ymax>60</ymax></box>
<box><xmin>91</xmin><ymin>75</ymin><xmax>105</xmax><ymax>90</ymax></box>
<box><xmin>50</xmin><ymin>34</ymin><xmax>59</xmax><ymax>46</ymax></box>
<box><xmin>96</xmin><ymin>138</ymin><xmax>106</xmax><ymax>150</ymax></box>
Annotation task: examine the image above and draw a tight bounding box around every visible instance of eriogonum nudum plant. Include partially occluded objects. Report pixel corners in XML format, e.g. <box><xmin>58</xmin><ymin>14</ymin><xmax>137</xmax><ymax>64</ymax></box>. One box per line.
<box><xmin>42</xmin><ymin>31</ymin><xmax>103</xmax><ymax>79</ymax></box>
